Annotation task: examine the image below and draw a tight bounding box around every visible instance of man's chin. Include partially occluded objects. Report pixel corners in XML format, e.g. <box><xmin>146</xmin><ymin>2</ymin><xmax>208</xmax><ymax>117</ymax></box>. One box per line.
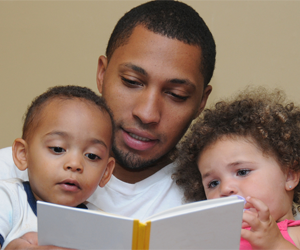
<box><xmin>112</xmin><ymin>146</ymin><xmax>161</xmax><ymax>171</ymax></box>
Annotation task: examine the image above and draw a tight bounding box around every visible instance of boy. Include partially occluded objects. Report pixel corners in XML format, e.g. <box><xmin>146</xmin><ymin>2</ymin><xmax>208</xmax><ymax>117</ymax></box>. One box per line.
<box><xmin>0</xmin><ymin>85</ymin><xmax>115</xmax><ymax>249</ymax></box>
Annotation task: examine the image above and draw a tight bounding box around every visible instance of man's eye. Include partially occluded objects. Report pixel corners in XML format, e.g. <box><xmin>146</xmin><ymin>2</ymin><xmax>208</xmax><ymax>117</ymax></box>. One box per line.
<box><xmin>121</xmin><ymin>77</ymin><xmax>142</xmax><ymax>87</ymax></box>
<box><xmin>166</xmin><ymin>91</ymin><xmax>189</xmax><ymax>101</ymax></box>
<box><xmin>170</xmin><ymin>92</ymin><xmax>188</xmax><ymax>101</ymax></box>
<box><xmin>237</xmin><ymin>169</ymin><xmax>251</xmax><ymax>177</ymax></box>
<box><xmin>49</xmin><ymin>147</ymin><xmax>65</xmax><ymax>153</ymax></box>
<box><xmin>208</xmin><ymin>180</ymin><xmax>219</xmax><ymax>189</ymax></box>
<box><xmin>85</xmin><ymin>153</ymin><xmax>100</xmax><ymax>160</ymax></box>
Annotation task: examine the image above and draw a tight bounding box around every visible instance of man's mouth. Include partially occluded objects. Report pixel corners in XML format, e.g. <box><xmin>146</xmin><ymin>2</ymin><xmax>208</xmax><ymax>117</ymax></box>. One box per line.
<box><xmin>121</xmin><ymin>129</ymin><xmax>158</xmax><ymax>151</ymax></box>
<box><xmin>129</xmin><ymin>132</ymin><xmax>151</xmax><ymax>142</ymax></box>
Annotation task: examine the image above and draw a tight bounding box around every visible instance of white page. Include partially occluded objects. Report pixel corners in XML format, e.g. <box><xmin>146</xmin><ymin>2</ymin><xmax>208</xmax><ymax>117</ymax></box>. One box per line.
<box><xmin>148</xmin><ymin>198</ymin><xmax>244</xmax><ymax>249</ymax></box>
<box><xmin>37</xmin><ymin>201</ymin><xmax>134</xmax><ymax>250</ymax></box>
<box><xmin>145</xmin><ymin>196</ymin><xmax>241</xmax><ymax>222</ymax></box>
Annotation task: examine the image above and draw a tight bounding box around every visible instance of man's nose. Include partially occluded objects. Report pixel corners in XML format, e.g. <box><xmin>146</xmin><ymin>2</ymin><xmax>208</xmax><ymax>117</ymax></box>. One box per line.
<box><xmin>132</xmin><ymin>89</ymin><xmax>161</xmax><ymax>125</ymax></box>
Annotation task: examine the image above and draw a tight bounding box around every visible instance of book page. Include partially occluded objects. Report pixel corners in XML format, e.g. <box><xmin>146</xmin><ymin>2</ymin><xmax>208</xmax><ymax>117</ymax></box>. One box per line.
<box><xmin>37</xmin><ymin>201</ymin><xmax>134</xmax><ymax>250</ymax></box>
<box><xmin>148</xmin><ymin>198</ymin><xmax>244</xmax><ymax>249</ymax></box>
<box><xmin>146</xmin><ymin>196</ymin><xmax>241</xmax><ymax>222</ymax></box>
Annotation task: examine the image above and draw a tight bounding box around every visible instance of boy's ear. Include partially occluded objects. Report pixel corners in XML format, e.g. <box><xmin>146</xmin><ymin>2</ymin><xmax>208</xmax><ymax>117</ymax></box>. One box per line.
<box><xmin>12</xmin><ymin>138</ymin><xmax>29</xmax><ymax>171</ymax></box>
<box><xmin>99</xmin><ymin>157</ymin><xmax>115</xmax><ymax>188</ymax></box>
<box><xmin>285</xmin><ymin>168</ymin><xmax>300</xmax><ymax>191</ymax></box>
<box><xmin>96</xmin><ymin>55</ymin><xmax>108</xmax><ymax>95</ymax></box>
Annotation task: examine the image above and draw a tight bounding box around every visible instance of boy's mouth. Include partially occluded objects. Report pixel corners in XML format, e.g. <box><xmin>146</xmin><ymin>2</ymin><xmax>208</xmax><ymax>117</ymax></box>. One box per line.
<box><xmin>58</xmin><ymin>179</ymin><xmax>81</xmax><ymax>191</ymax></box>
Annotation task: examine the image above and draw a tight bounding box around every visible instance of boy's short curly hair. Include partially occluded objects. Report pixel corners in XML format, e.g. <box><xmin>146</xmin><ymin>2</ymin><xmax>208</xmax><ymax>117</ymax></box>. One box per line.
<box><xmin>173</xmin><ymin>87</ymin><xmax>300</xmax><ymax>216</ymax></box>
<box><xmin>22</xmin><ymin>85</ymin><xmax>114</xmax><ymax>146</ymax></box>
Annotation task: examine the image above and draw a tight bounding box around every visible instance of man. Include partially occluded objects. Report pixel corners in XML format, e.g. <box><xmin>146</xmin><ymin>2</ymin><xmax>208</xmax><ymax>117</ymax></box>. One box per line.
<box><xmin>1</xmin><ymin>0</ymin><xmax>215</xmax><ymax>248</ymax></box>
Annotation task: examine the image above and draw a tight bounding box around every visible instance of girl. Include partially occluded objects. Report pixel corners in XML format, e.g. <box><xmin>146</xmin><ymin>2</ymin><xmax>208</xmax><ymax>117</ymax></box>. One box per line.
<box><xmin>174</xmin><ymin>87</ymin><xmax>300</xmax><ymax>249</ymax></box>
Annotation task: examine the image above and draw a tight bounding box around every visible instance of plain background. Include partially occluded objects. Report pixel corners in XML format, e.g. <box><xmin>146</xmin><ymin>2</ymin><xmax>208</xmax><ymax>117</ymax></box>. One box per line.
<box><xmin>1</xmin><ymin>1</ymin><xmax>300</xmax><ymax>148</ymax></box>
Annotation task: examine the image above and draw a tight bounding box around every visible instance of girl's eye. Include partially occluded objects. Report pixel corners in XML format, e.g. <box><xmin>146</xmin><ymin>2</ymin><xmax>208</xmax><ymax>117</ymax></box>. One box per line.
<box><xmin>208</xmin><ymin>180</ymin><xmax>220</xmax><ymax>189</ymax></box>
<box><xmin>85</xmin><ymin>153</ymin><xmax>100</xmax><ymax>160</ymax></box>
<box><xmin>49</xmin><ymin>147</ymin><xmax>65</xmax><ymax>153</ymax></box>
<box><xmin>237</xmin><ymin>169</ymin><xmax>251</xmax><ymax>177</ymax></box>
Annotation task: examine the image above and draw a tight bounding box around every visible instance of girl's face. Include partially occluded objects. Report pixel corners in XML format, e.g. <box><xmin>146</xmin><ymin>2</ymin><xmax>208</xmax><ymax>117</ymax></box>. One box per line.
<box><xmin>197</xmin><ymin>136</ymin><xmax>297</xmax><ymax>221</ymax></box>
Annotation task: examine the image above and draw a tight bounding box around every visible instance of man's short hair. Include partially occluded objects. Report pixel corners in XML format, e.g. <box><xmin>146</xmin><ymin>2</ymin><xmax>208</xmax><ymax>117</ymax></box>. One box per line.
<box><xmin>106</xmin><ymin>0</ymin><xmax>216</xmax><ymax>87</ymax></box>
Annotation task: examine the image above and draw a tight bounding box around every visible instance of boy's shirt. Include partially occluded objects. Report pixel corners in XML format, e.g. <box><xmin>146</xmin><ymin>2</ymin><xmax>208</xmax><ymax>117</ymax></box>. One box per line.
<box><xmin>0</xmin><ymin>178</ymin><xmax>88</xmax><ymax>249</ymax></box>
<box><xmin>0</xmin><ymin>178</ymin><xmax>37</xmax><ymax>249</ymax></box>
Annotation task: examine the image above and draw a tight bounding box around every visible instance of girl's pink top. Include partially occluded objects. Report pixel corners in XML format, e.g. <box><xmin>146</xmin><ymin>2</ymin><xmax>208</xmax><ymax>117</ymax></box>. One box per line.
<box><xmin>240</xmin><ymin>219</ymin><xmax>300</xmax><ymax>250</ymax></box>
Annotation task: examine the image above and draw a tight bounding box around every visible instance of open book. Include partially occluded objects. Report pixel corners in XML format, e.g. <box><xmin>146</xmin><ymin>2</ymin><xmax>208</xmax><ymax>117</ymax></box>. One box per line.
<box><xmin>37</xmin><ymin>196</ymin><xmax>244</xmax><ymax>250</ymax></box>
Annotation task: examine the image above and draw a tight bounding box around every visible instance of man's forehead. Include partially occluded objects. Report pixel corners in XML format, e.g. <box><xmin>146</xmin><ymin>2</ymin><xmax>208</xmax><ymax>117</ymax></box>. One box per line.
<box><xmin>110</xmin><ymin>26</ymin><xmax>203</xmax><ymax>75</ymax></box>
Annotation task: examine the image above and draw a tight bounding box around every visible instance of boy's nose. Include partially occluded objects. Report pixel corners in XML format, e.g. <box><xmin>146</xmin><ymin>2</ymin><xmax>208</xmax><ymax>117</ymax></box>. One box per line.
<box><xmin>63</xmin><ymin>156</ymin><xmax>83</xmax><ymax>173</ymax></box>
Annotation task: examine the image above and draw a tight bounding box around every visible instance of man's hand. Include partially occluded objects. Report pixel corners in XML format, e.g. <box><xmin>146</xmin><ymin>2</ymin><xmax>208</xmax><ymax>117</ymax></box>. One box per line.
<box><xmin>6</xmin><ymin>232</ymin><xmax>73</xmax><ymax>250</ymax></box>
<box><xmin>241</xmin><ymin>197</ymin><xmax>298</xmax><ymax>250</ymax></box>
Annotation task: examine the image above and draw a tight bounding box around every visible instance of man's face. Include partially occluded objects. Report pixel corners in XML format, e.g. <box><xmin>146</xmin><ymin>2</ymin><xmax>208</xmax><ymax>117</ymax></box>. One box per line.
<box><xmin>97</xmin><ymin>25</ymin><xmax>211</xmax><ymax>170</ymax></box>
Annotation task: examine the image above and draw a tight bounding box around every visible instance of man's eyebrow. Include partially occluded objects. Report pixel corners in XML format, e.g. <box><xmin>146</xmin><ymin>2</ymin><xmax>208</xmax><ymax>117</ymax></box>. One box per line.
<box><xmin>122</xmin><ymin>63</ymin><xmax>148</xmax><ymax>76</ymax></box>
<box><xmin>169</xmin><ymin>78</ymin><xmax>196</xmax><ymax>89</ymax></box>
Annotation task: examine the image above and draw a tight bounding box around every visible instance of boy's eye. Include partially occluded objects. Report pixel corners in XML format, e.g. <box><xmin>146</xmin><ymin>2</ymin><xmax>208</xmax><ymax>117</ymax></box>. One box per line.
<box><xmin>49</xmin><ymin>147</ymin><xmax>65</xmax><ymax>153</ymax></box>
<box><xmin>237</xmin><ymin>169</ymin><xmax>251</xmax><ymax>177</ymax></box>
<box><xmin>208</xmin><ymin>180</ymin><xmax>220</xmax><ymax>189</ymax></box>
<box><xmin>85</xmin><ymin>153</ymin><xmax>100</xmax><ymax>160</ymax></box>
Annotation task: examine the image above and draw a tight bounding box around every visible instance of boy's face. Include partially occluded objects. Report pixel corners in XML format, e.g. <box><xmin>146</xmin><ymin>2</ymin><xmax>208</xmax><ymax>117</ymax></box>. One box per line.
<box><xmin>198</xmin><ymin>137</ymin><xmax>293</xmax><ymax>221</ymax></box>
<box><xmin>21</xmin><ymin>98</ymin><xmax>114</xmax><ymax>207</ymax></box>
<box><xmin>97</xmin><ymin>25</ymin><xmax>211</xmax><ymax>171</ymax></box>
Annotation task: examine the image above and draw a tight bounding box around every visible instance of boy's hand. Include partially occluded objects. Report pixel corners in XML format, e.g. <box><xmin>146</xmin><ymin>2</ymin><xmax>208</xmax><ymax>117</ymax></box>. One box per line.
<box><xmin>241</xmin><ymin>197</ymin><xmax>298</xmax><ymax>250</ymax></box>
<box><xmin>6</xmin><ymin>232</ymin><xmax>74</xmax><ymax>250</ymax></box>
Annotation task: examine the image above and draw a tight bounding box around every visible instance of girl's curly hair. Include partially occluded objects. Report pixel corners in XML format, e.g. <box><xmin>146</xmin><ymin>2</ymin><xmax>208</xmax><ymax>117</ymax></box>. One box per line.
<box><xmin>173</xmin><ymin>87</ymin><xmax>300</xmax><ymax>216</ymax></box>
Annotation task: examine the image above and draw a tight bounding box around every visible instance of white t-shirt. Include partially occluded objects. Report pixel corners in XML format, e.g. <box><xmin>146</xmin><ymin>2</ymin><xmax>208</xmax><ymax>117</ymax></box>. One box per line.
<box><xmin>0</xmin><ymin>147</ymin><xmax>184</xmax><ymax>221</ymax></box>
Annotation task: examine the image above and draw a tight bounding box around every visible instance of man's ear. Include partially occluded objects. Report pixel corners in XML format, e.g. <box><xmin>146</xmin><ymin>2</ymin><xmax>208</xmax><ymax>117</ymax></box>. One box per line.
<box><xmin>99</xmin><ymin>157</ymin><xmax>115</xmax><ymax>188</ymax></box>
<box><xmin>194</xmin><ymin>85</ymin><xmax>212</xmax><ymax>119</ymax></box>
<box><xmin>12</xmin><ymin>138</ymin><xmax>28</xmax><ymax>171</ymax></box>
<box><xmin>285</xmin><ymin>168</ymin><xmax>300</xmax><ymax>191</ymax></box>
<box><xmin>96</xmin><ymin>55</ymin><xmax>108</xmax><ymax>95</ymax></box>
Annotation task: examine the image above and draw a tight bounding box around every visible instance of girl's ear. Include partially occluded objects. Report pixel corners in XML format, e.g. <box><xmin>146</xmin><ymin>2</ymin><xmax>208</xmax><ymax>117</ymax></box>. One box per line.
<box><xmin>285</xmin><ymin>168</ymin><xmax>300</xmax><ymax>191</ymax></box>
<box><xmin>12</xmin><ymin>138</ymin><xmax>29</xmax><ymax>171</ymax></box>
<box><xmin>99</xmin><ymin>157</ymin><xmax>115</xmax><ymax>188</ymax></box>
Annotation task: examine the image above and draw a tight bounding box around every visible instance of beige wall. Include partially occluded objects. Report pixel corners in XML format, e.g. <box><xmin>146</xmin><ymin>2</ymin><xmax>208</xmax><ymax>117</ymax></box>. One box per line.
<box><xmin>1</xmin><ymin>1</ymin><xmax>300</xmax><ymax>148</ymax></box>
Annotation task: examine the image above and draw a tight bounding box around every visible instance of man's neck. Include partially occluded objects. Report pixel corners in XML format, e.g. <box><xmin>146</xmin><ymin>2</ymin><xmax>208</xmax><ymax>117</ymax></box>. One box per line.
<box><xmin>112</xmin><ymin>157</ymin><xmax>172</xmax><ymax>184</ymax></box>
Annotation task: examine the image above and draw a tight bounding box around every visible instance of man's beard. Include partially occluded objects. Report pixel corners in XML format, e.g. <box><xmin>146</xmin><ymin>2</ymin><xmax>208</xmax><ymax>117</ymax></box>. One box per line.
<box><xmin>112</xmin><ymin>143</ymin><xmax>163</xmax><ymax>171</ymax></box>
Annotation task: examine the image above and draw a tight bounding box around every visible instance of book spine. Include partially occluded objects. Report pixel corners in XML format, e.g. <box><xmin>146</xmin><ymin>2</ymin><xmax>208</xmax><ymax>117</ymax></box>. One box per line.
<box><xmin>132</xmin><ymin>220</ymin><xmax>151</xmax><ymax>250</ymax></box>
<box><xmin>132</xmin><ymin>219</ymin><xmax>140</xmax><ymax>250</ymax></box>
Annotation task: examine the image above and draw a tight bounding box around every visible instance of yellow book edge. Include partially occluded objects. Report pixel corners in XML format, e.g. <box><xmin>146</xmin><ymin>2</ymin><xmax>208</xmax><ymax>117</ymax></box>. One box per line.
<box><xmin>132</xmin><ymin>220</ymin><xmax>151</xmax><ymax>250</ymax></box>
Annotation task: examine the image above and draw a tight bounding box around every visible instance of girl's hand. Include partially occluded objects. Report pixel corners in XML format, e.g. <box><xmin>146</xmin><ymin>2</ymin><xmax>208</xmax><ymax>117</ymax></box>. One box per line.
<box><xmin>241</xmin><ymin>196</ymin><xmax>298</xmax><ymax>250</ymax></box>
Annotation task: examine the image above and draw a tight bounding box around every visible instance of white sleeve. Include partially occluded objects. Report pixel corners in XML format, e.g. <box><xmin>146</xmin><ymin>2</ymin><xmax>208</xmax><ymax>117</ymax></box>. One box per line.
<box><xmin>0</xmin><ymin>182</ymin><xmax>15</xmax><ymax>248</ymax></box>
<box><xmin>0</xmin><ymin>147</ymin><xmax>28</xmax><ymax>181</ymax></box>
